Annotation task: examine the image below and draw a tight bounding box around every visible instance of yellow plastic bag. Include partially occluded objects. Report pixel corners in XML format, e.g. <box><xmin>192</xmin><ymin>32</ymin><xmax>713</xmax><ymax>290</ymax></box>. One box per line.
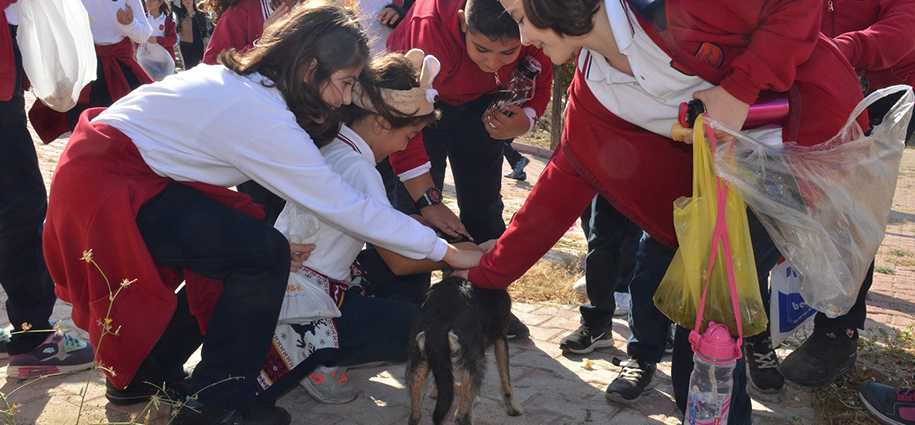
<box><xmin>653</xmin><ymin>116</ymin><xmax>767</xmax><ymax>337</ymax></box>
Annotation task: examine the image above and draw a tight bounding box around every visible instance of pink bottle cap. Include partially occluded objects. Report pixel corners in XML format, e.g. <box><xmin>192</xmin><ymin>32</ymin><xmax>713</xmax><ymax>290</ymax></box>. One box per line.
<box><xmin>689</xmin><ymin>322</ymin><xmax>741</xmax><ymax>364</ymax></box>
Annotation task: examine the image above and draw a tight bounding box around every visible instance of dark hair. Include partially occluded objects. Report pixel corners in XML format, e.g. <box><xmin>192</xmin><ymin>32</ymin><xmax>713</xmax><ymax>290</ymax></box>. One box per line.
<box><xmin>464</xmin><ymin>0</ymin><xmax>519</xmax><ymax>41</ymax></box>
<box><xmin>343</xmin><ymin>53</ymin><xmax>441</xmax><ymax>130</ymax></box>
<box><xmin>521</xmin><ymin>0</ymin><xmax>600</xmax><ymax>37</ymax></box>
<box><xmin>175</xmin><ymin>0</ymin><xmax>199</xmax><ymax>18</ymax></box>
<box><xmin>150</xmin><ymin>0</ymin><xmax>171</xmax><ymax>16</ymax></box>
<box><xmin>221</xmin><ymin>1</ymin><xmax>376</xmax><ymax>142</ymax></box>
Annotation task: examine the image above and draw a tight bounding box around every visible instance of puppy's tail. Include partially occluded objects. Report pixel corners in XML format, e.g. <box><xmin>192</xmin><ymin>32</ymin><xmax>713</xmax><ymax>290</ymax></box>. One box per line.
<box><xmin>430</xmin><ymin>332</ymin><xmax>458</xmax><ymax>425</ymax></box>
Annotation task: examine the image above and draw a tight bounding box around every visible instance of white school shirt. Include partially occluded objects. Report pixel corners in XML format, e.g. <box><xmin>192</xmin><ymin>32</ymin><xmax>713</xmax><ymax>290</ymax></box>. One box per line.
<box><xmin>146</xmin><ymin>13</ymin><xmax>167</xmax><ymax>38</ymax></box>
<box><xmin>94</xmin><ymin>64</ymin><xmax>448</xmax><ymax>262</ymax></box>
<box><xmin>275</xmin><ymin>125</ymin><xmax>393</xmax><ymax>281</ymax></box>
<box><xmin>81</xmin><ymin>0</ymin><xmax>153</xmax><ymax>45</ymax></box>
<box><xmin>580</xmin><ymin>0</ymin><xmax>782</xmax><ymax>144</ymax></box>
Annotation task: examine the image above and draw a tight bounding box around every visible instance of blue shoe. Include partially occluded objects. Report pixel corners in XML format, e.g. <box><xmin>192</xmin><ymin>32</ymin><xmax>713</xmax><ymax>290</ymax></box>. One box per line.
<box><xmin>859</xmin><ymin>381</ymin><xmax>915</xmax><ymax>425</ymax></box>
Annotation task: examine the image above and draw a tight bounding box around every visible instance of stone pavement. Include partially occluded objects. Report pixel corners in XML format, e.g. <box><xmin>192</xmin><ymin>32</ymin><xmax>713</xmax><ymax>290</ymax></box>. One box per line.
<box><xmin>2</xmin><ymin>112</ymin><xmax>914</xmax><ymax>423</ymax></box>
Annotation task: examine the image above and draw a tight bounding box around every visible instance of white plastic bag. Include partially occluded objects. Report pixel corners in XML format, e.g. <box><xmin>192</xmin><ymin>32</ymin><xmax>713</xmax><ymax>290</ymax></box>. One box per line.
<box><xmin>278</xmin><ymin>271</ymin><xmax>341</xmax><ymax>324</ymax></box>
<box><xmin>712</xmin><ymin>85</ymin><xmax>914</xmax><ymax>317</ymax></box>
<box><xmin>769</xmin><ymin>259</ymin><xmax>815</xmax><ymax>347</ymax></box>
<box><xmin>17</xmin><ymin>0</ymin><xmax>97</xmax><ymax>112</ymax></box>
<box><xmin>275</xmin><ymin>203</ymin><xmax>331</xmax><ymax>324</ymax></box>
<box><xmin>136</xmin><ymin>43</ymin><xmax>175</xmax><ymax>81</ymax></box>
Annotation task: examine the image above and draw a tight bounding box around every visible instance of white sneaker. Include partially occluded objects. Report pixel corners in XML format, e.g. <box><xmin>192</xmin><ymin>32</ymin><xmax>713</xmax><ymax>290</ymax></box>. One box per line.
<box><xmin>573</xmin><ymin>276</ymin><xmax>587</xmax><ymax>295</ymax></box>
<box><xmin>613</xmin><ymin>292</ymin><xmax>630</xmax><ymax>317</ymax></box>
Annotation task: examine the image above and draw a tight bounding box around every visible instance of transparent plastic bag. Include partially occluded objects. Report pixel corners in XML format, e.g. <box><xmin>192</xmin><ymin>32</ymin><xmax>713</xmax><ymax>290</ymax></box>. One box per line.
<box><xmin>712</xmin><ymin>86</ymin><xmax>913</xmax><ymax>317</ymax></box>
<box><xmin>653</xmin><ymin>116</ymin><xmax>767</xmax><ymax>337</ymax></box>
<box><xmin>16</xmin><ymin>0</ymin><xmax>97</xmax><ymax>112</ymax></box>
<box><xmin>136</xmin><ymin>43</ymin><xmax>175</xmax><ymax>81</ymax></box>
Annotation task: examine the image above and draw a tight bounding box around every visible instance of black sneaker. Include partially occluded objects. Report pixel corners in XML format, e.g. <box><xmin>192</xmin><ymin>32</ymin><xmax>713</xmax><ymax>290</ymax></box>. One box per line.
<box><xmin>507</xmin><ymin>313</ymin><xmax>530</xmax><ymax>339</ymax></box>
<box><xmin>505</xmin><ymin>157</ymin><xmax>530</xmax><ymax>180</ymax></box>
<box><xmin>172</xmin><ymin>399</ymin><xmax>292</xmax><ymax>425</ymax></box>
<box><xmin>559</xmin><ymin>325</ymin><xmax>613</xmax><ymax>354</ymax></box>
<box><xmin>778</xmin><ymin>327</ymin><xmax>857</xmax><ymax>388</ymax></box>
<box><xmin>858</xmin><ymin>381</ymin><xmax>915</xmax><ymax>425</ymax></box>
<box><xmin>105</xmin><ymin>375</ymin><xmax>192</xmax><ymax>406</ymax></box>
<box><xmin>745</xmin><ymin>335</ymin><xmax>785</xmax><ymax>393</ymax></box>
<box><xmin>605</xmin><ymin>357</ymin><xmax>657</xmax><ymax>405</ymax></box>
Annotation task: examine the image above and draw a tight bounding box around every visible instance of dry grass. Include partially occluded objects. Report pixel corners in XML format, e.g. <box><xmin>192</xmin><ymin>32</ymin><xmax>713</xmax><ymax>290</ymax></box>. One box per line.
<box><xmin>507</xmin><ymin>256</ymin><xmax>588</xmax><ymax>306</ymax></box>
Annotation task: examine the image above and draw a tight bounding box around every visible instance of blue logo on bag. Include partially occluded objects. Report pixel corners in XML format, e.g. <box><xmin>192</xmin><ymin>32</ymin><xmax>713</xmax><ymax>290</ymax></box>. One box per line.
<box><xmin>776</xmin><ymin>266</ymin><xmax>816</xmax><ymax>331</ymax></box>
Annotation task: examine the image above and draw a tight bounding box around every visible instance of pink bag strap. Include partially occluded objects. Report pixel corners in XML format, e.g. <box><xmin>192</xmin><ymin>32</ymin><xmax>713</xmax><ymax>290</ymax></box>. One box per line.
<box><xmin>691</xmin><ymin>117</ymin><xmax>744</xmax><ymax>358</ymax></box>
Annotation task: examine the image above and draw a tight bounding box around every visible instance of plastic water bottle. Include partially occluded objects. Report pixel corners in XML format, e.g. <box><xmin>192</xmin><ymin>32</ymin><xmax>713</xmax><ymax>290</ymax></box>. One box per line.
<box><xmin>484</xmin><ymin>55</ymin><xmax>541</xmax><ymax>120</ymax></box>
<box><xmin>685</xmin><ymin>322</ymin><xmax>740</xmax><ymax>425</ymax></box>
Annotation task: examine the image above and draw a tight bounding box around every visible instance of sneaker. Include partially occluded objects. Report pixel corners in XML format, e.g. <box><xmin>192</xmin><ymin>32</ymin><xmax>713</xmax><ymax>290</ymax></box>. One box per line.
<box><xmin>572</xmin><ymin>276</ymin><xmax>587</xmax><ymax>295</ymax></box>
<box><xmin>859</xmin><ymin>381</ymin><xmax>915</xmax><ymax>425</ymax></box>
<box><xmin>173</xmin><ymin>399</ymin><xmax>292</xmax><ymax>425</ymax></box>
<box><xmin>300</xmin><ymin>366</ymin><xmax>359</xmax><ymax>404</ymax></box>
<box><xmin>7</xmin><ymin>331</ymin><xmax>95</xmax><ymax>379</ymax></box>
<box><xmin>504</xmin><ymin>157</ymin><xmax>530</xmax><ymax>180</ymax></box>
<box><xmin>778</xmin><ymin>327</ymin><xmax>857</xmax><ymax>388</ymax></box>
<box><xmin>559</xmin><ymin>325</ymin><xmax>613</xmax><ymax>354</ymax></box>
<box><xmin>507</xmin><ymin>313</ymin><xmax>530</xmax><ymax>339</ymax></box>
<box><xmin>605</xmin><ymin>357</ymin><xmax>658</xmax><ymax>405</ymax></box>
<box><xmin>105</xmin><ymin>374</ymin><xmax>192</xmax><ymax>406</ymax></box>
<box><xmin>613</xmin><ymin>292</ymin><xmax>630</xmax><ymax>317</ymax></box>
<box><xmin>745</xmin><ymin>335</ymin><xmax>785</xmax><ymax>393</ymax></box>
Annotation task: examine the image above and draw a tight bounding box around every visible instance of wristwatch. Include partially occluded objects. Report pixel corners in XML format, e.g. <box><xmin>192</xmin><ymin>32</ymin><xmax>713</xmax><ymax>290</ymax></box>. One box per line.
<box><xmin>413</xmin><ymin>187</ymin><xmax>443</xmax><ymax>210</ymax></box>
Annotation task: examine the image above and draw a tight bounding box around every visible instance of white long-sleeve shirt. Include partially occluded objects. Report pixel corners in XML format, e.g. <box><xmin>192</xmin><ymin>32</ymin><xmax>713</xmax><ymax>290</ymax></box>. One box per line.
<box><xmin>274</xmin><ymin>125</ymin><xmax>394</xmax><ymax>280</ymax></box>
<box><xmin>82</xmin><ymin>0</ymin><xmax>152</xmax><ymax>45</ymax></box>
<box><xmin>94</xmin><ymin>64</ymin><xmax>449</xmax><ymax>262</ymax></box>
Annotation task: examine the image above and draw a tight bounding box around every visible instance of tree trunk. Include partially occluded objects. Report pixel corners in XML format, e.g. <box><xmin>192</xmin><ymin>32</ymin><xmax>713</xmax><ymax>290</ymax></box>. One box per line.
<box><xmin>550</xmin><ymin>64</ymin><xmax>564</xmax><ymax>150</ymax></box>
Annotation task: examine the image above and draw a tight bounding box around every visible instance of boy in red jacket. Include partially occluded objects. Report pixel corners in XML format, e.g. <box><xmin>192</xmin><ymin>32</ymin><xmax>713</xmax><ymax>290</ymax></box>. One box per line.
<box><xmin>385</xmin><ymin>0</ymin><xmax>552</xmax><ymax>338</ymax></box>
<box><xmin>385</xmin><ymin>0</ymin><xmax>552</xmax><ymax>244</ymax></box>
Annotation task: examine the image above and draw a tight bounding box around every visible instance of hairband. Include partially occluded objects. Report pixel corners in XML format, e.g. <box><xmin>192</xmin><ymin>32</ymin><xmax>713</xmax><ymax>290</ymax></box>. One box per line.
<box><xmin>351</xmin><ymin>49</ymin><xmax>440</xmax><ymax>116</ymax></box>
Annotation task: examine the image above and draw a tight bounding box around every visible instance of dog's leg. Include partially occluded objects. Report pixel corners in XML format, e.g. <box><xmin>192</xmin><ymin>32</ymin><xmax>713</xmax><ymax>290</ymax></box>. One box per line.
<box><xmin>407</xmin><ymin>358</ymin><xmax>430</xmax><ymax>425</ymax></box>
<box><xmin>494</xmin><ymin>336</ymin><xmax>523</xmax><ymax>416</ymax></box>
<box><xmin>453</xmin><ymin>366</ymin><xmax>482</xmax><ymax>425</ymax></box>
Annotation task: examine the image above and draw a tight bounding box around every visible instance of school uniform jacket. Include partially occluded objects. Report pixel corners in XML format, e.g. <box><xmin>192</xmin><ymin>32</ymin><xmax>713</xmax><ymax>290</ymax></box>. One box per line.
<box><xmin>820</xmin><ymin>0</ymin><xmax>915</xmax><ymax>90</ymax></box>
<box><xmin>469</xmin><ymin>0</ymin><xmax>869</xmax><ymax>289</ymax></box>
<box><xmin>385</xmin><ymin>0</ymin><xmax>553</xmax><ymax>178</ymax></box>
<box><xmin>0</xmin><ymin>0</ymin><xmax>17</xmax><ymax>102</ymax></box>
<box><xmin>202</xmin><ymin>0</ymin><xmax>271</xmax><ymax>64</ymax></box>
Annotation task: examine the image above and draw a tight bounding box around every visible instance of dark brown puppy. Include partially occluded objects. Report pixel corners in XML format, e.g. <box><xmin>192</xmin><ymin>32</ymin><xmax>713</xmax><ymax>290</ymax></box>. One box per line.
<box><xmin>405</xmin><ymin>276</ymin><xmax>523</xmax><ymax>425</ymax></box>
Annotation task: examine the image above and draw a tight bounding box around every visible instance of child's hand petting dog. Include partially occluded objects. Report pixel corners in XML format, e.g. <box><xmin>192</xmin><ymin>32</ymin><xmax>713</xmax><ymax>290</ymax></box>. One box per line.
<box><xmin>289</xmin><ymin>242</ymin><xmax>316</xmax><ymax>271</ymax></box>
<box><xmin>443</xmin><ymin>243</ymin><xmax>484</xmax><ymax>270</ymax></box>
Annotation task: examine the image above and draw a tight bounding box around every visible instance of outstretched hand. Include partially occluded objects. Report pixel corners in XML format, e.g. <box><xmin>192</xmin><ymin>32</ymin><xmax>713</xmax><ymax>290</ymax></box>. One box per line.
<box><xmin>443</xmin><ymin>244</ymin><xmax>483</xmax><ymax>270</ymax></box>
<box><xmin>422</xmin><ymin>203</ymin><xmax>472</xmax><ymax>241</ymax></box>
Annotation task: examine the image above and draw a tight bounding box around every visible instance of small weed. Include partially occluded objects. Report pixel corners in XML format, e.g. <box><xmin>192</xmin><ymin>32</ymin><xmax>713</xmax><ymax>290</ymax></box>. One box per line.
<box><xmin>875</xmin><ymin>265</ymin><xmax>897</xmax><ymax>275</ymax></box>
<box><xmin>883</xmin><ymin>249</ymin><xmax>915</xmax><ymax>267</ymax></box>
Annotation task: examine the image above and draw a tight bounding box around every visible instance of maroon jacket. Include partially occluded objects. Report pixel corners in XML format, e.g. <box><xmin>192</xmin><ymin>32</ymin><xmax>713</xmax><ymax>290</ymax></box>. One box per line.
<box><xmin>821</xmin><ymin>0</ymin><xmax>915</xmax><ymax>90</ymax></box>
<box><xmin>470</xmin><ymin>0</ymin><xmax>869</xmax><ymax>289</ymax></box>
<box><xmin>202</xmin><ymin>0</ymin><xmax>268</xmax><ymax>65</ymax></box>
<box><xmin>385</xmin><ymin>0</ymin><xmax>553</xmax><ymax>175</ymax></box>
<box><xmin>1</xmin><ymin>0</ymin><xmax>17</xmax><ymax>102</ymax></box>
<box><xmin>44</xmin><ymin>109</ymin><xmax>265</xmax><ymax>389</ymax></box>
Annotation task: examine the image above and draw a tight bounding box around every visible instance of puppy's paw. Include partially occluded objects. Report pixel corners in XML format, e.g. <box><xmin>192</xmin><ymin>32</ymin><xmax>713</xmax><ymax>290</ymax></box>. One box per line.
<box><xmin>505</xmin><ymin>400</ymin><xmax>523</xmax><ymax>416</ymax></box>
